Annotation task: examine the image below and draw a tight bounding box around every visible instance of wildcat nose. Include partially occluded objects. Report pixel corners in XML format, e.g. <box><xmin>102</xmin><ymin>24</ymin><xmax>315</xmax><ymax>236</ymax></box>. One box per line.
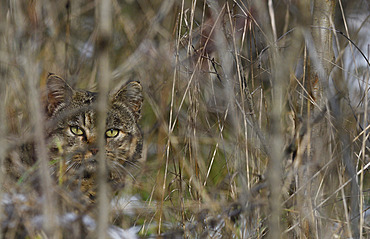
<box><xmin>90</xmin><ymin>147</ymin><xmax>99</xmax><ymax>155</ymax></box>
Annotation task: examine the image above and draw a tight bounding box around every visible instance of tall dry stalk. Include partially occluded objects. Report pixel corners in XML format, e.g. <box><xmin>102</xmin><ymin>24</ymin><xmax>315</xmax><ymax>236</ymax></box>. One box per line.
<box><xmin>313</xmin><ymin>0</ymin><xmax>360</xmax><ymax>237</ymax></box>
<box><xmin>22</xmin><ymin>2</ymin><xmax>59</xmax><ymax>237</ymax></box>
<box><xmin>0</xmin><ymin>56</ymin><xmax>6</xmax><ymax>239</ymax></box>
<box><xmin>95</xmin><ymin>0</ymin><xmax>112</xmax><ymax>238</ymax></box>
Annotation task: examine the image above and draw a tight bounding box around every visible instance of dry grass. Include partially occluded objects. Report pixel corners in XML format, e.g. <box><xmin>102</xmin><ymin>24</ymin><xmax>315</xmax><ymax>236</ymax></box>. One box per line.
<box><xmin>0</xmin><ymin>0</ymin><xmax>369</xmax><ymax>238</ymax></box>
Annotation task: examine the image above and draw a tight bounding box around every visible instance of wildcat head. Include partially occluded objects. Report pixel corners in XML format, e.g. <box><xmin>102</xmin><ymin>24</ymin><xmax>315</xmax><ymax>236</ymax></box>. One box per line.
<box><xmin>45</xmin><ymin>73</ymin><xmax>143</xmax><ymax>200</ymax></box>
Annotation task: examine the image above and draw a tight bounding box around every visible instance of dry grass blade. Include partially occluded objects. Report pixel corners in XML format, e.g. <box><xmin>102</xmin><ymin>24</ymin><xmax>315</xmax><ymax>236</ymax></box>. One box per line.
<box><xmin>95</xmin><ymin>0</ymin><xmax>112</xmax><ymax>238</ymax></box>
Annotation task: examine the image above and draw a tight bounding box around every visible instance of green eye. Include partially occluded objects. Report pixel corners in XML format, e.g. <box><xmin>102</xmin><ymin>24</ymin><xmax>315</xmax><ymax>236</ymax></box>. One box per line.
<box><xmin>106</xmin><ymin>129</ymin><xmax>119</xmax><ymax>138</ymax></box>
<box><xmin>70</xmin><ymin>126</ymin><xmax>84</xmax><ymax>136</ymax></box>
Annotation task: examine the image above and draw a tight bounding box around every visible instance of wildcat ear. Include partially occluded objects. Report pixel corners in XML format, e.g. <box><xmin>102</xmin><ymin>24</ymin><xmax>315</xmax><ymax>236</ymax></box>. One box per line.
<box><xmin>112</xmin><ymin>81</ymin><xmax>143</xmax><ymax>120</ymax></box>
<box><xmin>46</xmin><ymin>73</ymin><xmax>73</xmax><ymax>117</ymax></box>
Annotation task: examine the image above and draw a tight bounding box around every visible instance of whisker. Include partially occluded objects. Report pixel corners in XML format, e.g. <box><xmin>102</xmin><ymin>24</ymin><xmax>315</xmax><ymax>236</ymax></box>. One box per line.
<box><xmin>110</xmin><ymin>160</ymin><xmax>136</xmax><ymax>181</ymax></box>
<box><xmin>123</xmin><ymin>160</ymin><xmax>141</xmax><ymax>169</ymax></box>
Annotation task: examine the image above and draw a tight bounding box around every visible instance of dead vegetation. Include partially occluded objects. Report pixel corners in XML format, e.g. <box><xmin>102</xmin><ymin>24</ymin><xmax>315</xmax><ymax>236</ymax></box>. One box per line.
<box><xmin>0</xmin><ymin>0</ymin><xmax>369</xmax><ymax>238</ymax></box>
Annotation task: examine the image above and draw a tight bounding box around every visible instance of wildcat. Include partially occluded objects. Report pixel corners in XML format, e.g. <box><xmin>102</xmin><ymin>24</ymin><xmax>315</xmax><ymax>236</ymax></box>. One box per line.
<box><xmin>45</xmin><ymin>73</ymin><xmax>143</xmax><ymax>201</ymax></box>
<box><xmin>2</xmin><ymin>72</ymin><xmax>143</xmax><ymax>239</ymax></box>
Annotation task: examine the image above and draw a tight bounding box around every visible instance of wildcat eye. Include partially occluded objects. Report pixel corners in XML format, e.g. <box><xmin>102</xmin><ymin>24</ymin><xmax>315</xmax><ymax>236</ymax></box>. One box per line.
<box><xmin>105</xmin><ymin>129</ymin><xmax>119</xmax><ymax>138</ymax></box>
<box><xmin>70</xmin><ymin>126</ymin><xmax>85</xmax><ymax>136</ymax></box>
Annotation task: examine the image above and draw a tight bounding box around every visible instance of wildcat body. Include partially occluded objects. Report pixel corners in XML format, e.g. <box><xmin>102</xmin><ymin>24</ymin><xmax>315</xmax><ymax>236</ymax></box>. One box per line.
<box><xmin>46</xmin><ymin>73</ymin><xmax>143</xmax><ymax>200</ymax></box>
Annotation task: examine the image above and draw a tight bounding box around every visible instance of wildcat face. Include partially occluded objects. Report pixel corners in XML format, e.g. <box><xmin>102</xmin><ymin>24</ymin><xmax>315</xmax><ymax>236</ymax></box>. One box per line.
<box><xmin>45</xmin><ymin>73</ymin><xmax>143</xmax><ymax>200</ymax></box>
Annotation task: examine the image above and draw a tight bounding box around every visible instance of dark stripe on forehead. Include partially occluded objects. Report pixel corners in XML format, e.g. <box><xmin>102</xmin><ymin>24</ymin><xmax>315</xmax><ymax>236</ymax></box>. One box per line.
<box><xmin>82</xmin><ymin>113</ymin><xmax>86</xmax><ymax>127</ymax></box>
<box><xmin>86</xmin><ymin>111</ymin><xmax>95</xmax><ymax>128</ymax></box>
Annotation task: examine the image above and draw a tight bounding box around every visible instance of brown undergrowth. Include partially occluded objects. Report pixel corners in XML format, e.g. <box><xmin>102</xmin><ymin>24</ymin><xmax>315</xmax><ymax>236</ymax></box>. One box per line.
<box><xmin>0</xmin><ymin>0</ymin><xmax>369</xmax><ymax>238</ymax></box>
